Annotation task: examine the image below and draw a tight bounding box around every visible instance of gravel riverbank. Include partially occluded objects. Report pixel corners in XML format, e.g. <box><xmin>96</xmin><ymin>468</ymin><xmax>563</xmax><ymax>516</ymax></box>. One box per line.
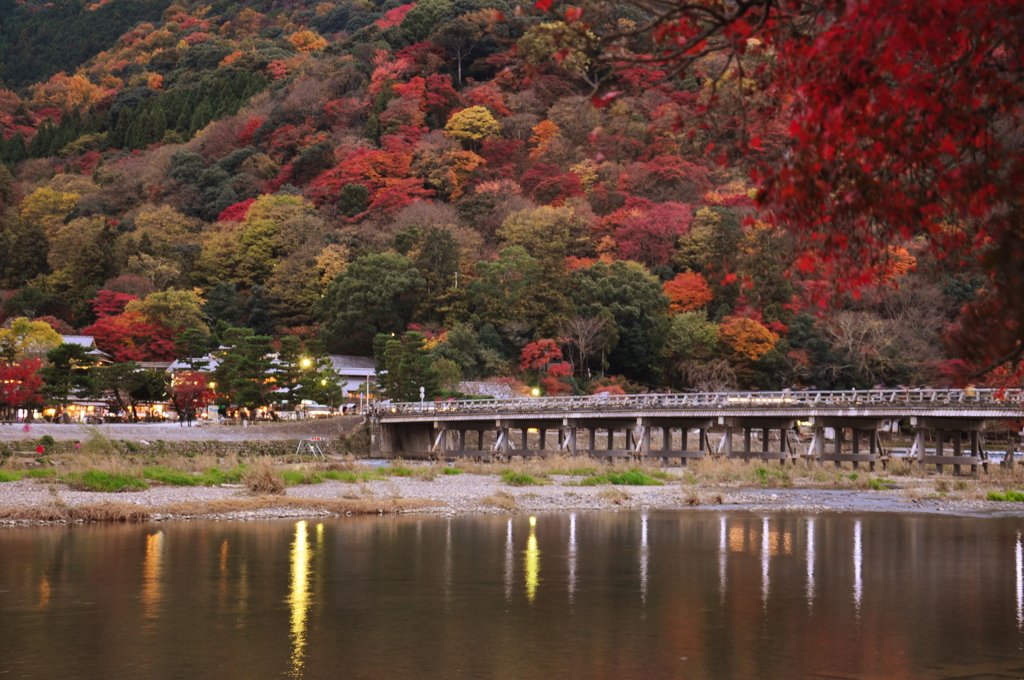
<box><xmin>2</xmin><ymin>470</ymin><xmax>1022</xmax><ymax>526</ymax></box>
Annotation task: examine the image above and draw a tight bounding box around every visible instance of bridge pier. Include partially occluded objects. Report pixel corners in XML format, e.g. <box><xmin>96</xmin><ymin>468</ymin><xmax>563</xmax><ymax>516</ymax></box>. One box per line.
<box><xmin>719</xmin><ymin>418</ymin><xmax>797</xmax><ymax>464</ymax></box>
<box><xmin>812</xmin><ymin>418</ymin><xmax>884</xmax><ymax>471</ymax></box>
<box><xmin>379</xmin><ymin>421</ymin><xmax>435</xmax><ymax>458</ymax></box>
<box><xmin>912</xmin><ymin>418</ymin><xmax>987</xmax><ymax>474</ymax></box>
<box><xmin>638</xmin><ymin>418</ymin><xmax>713</xmax><ymax>465</ymax></box>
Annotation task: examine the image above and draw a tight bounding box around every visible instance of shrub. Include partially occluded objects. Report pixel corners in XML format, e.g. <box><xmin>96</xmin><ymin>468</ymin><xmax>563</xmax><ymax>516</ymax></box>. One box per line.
<box><xmin>243</xmin><ymin>460</ymin><xmax>285</xmax><ymax>495</ymax></box>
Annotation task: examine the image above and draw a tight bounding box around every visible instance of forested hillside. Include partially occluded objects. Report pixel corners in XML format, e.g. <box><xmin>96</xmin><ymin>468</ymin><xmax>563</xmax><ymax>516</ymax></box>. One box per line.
<box><xmin>0</xmin><ymin>0</ymin><xmax>1005</xmax><ymax>397</ymax></box>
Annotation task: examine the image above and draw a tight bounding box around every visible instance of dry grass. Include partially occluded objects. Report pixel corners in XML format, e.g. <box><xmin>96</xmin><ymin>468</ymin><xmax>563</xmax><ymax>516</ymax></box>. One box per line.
<box><xmin>162</xmin><ymin>496</ymin><xmax>442</xmax><ymax>516</ymax></box>
<box><xmin>243</xmin><ymin>459</ymin><xmax>285</xmax><ymax>495</ymax></box>
<box><xmin>0</xmin><ymin>502</ymin><xmax>152</xmax><ymax>522</ymax></box>
<box><xmin>598</xmin><ymin>487</ymin><xmax>631</xmax><ymax>504</ymax></box>
<box><xmin>480</xmin><ymin>491</ymin><xmax>517</xmax><ymax>511</ymax></box>
<box><xmin>682</xmin><ymin>490</ymin><xmax>724</xmax><ymax>506</ymax></box>
<box><xmin>0</xmin><ymin>496</ymin><xmax>443</xmax><ymax>524</ymax></box>
<box><xmin>61</xmin><ymin>451</ymin><xmax>144</xmax><ymax>477</ymax></box>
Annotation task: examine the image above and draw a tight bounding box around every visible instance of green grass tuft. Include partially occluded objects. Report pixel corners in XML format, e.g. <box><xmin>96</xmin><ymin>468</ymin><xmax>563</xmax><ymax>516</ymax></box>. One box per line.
<box><xmin>142</xmin><ymin>466</ymin><xmax>246</xmax><ymax>486</ymax></box>
<box><xmin>380</xmin><ymin>466</ymin><xmax>414</xmax><ymax>477</ymax></box>
<box><xmin>607</xmin><ymin>469</ymin><xmax>664</xmax><ymax>486</ymax></box>
<box><xmin>0</xmin><ymin>470</ymin><xmax>21</xmax><ymax>482</ymax></box>
<box><xmin>501</xmin><ymin>470</ymin><xmax>542</xmax><ymax>486</ymax></box>
<box><xmin>442</xmin><ymin>467</ymin><xmax>464</xmax><ymax>475</ymax></box>
<box><xmin>989</xmin><ymin>490</ymin><xmax>1024</xmax><ymax>502</ymax></box>
<box><xmin>25</xmin><ymin>468</ymin><xmax>57</xmax><ymax>478</ymax></box>
<box><xmin>282</xmin><ymin>470</ymin><xmax>325</xmax><ymax>485</ymax></box>
<box><xmin>580</xmin><ymin>468</ymin><xmax>663</xmax><ymax>486</ymax></box>
<box><xmin>68</xmin><ymin>470</ymin><xmax>148</xmax><ymax>492</ymax></box>
<box><xmin>323</xmin><ymin>470</ymin><xmax>359</xmax><ymax>482</ymax></box>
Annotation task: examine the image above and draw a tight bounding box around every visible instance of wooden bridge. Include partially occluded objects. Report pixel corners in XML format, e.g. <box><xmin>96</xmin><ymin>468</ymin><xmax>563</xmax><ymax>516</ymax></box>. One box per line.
<box><xmin>373</xmin><ymin>389</ymin><xmax>1024</xmax><ymax>473</ymax></box>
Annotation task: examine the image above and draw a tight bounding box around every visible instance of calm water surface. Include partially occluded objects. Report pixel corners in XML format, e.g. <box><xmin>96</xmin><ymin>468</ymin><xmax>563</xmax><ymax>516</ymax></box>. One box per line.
<box><xmin>2</xmin><ymin>512</ymin><xmax>1024</xmax><ymax>679</ymax></box>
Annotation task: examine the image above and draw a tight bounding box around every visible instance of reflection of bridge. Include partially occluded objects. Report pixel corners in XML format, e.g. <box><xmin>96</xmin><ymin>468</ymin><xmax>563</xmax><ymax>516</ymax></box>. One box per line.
<box><xmin>374</xmin><ymin>389</ymin><xmax>1024</xmax><ymax>473</ymax></box>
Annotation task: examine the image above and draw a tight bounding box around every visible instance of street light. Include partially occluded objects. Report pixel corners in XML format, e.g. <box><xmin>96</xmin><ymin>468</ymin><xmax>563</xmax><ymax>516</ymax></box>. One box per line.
<box><xmin>531</xmin><ymin>387</ymin><xmax>541</xmax><ymax>397</ymax></box>
<box><xmin>300</xmin><ymin>357</ymin><xmax>312</xmax><ymax>368</ymax></box>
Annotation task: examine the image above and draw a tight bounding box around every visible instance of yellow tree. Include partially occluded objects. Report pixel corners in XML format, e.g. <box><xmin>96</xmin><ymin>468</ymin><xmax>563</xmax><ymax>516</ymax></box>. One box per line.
<box><xmin>126</xmin><ymin>289</ymin><xmax>209</xmax><ymax>335</ymax></box>
<box><xmin>0</xmin><ymin>318</ymin><xmax>62</xmax><ymax>362</ymax></box>
<box><xmin>443</xmin><ymin>106</ymin><xmax>500</xmax><ymax>151</ymax></box>
<box><xmin>20</xmin><ymin>188</ymin><xmax>80</xmax><ymax>238</ymax></box>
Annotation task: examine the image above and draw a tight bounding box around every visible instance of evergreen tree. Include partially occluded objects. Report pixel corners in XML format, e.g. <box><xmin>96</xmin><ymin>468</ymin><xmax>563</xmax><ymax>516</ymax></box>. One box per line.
<box><xmin>375</xmin><ymin>331</ymin><xmax>440</xmax><ymax>402</ymax></box>
<box><xmin>189</xmin><ymin>100</ymin><xmax>213</xmax><ymax>134</ymax></box>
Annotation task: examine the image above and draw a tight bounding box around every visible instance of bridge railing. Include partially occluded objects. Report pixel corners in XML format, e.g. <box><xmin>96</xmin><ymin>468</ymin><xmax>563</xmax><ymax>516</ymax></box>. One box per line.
<box><xmin>374</xmin><ymin>388</ymin><xmax>1024</xmax><ymax>417</ymax></box>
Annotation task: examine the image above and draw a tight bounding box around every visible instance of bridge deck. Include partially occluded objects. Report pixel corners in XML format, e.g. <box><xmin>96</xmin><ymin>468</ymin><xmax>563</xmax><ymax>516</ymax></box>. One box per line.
<box><xmin>375</xmin><ymin>389</ymin><xmax>1023</xmax><ymax>423</ymax></box>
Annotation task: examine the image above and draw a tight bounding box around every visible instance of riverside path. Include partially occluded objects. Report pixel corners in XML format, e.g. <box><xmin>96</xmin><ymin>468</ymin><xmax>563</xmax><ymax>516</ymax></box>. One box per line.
<box><xmin>373</xmin><ymin>389</ymin><xmax>1024</xmax><ymax>473</ymax></box>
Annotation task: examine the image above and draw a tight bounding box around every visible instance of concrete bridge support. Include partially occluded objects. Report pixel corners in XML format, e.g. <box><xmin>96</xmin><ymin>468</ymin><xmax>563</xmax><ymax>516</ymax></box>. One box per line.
<box><xmin>379</xmin><ymin>421</ymin><xmax>435</xmax><ymax>458</ymax></box>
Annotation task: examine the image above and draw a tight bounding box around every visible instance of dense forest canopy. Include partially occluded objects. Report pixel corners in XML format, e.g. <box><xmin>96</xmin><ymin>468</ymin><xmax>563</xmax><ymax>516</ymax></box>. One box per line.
<box><xmin>0</xmin><ymin>0</ymin><xmax>1017</xmax><ymax>406</ymax></box>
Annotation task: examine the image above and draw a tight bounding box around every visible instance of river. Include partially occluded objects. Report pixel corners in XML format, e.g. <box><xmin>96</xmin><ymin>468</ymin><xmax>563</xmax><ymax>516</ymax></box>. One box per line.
<box><xmin>2</xmin><ymin>512</ymin><xmax>1023</xmax><ymax>679</ymax></box>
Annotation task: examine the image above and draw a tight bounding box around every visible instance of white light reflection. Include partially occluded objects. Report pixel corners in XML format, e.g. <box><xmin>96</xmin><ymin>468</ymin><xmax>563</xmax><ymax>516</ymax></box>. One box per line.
<box><xmin>718</xmin><ymin>516</ymin><xmax>727</xmax><ymax>603</ymax></box>
<box><xmin>806</xmin><ymin>518</ymin><xmax>815</xmax><ymax>610</ymax></box>
<box><xmin>504</xmin><ymin>519</ymin><xmax>514</xmax><ymax>603</ymax></box>
<box><xmin>1016</xmin><ymin>532</ymin><xmax>1022</xmax><ymax>630</ymax></box>
<box><xmin>444</xmin><ymin>518</ymin><xmax>452</xmax><ymax>605</ymax></box>
<box><xmin>761</xmin><ymin>517</ymin><xmax>770</xmax><ymax>606</ymax></box>
<box><xmin>639</xmin><ymin>514</ymin><xmax>649</xmax><ymax>604</ymax></box>
<box><xmin>568</xmin><ymin>513</ymin><xmax>577</xmax><ymax>602</ymax></box>
<box><xmin>853</xmin><ymin>519</ymin><xmax>863</xmax><ymax>617</ymax></box>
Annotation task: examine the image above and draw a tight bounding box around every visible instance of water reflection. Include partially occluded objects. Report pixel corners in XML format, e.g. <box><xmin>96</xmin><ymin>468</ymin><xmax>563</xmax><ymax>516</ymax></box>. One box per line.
<box><xmin>567</xmin><ymin>513</ymin><xmax>577</xmax><ymax>602</ymax></box>
<box><xmin>806</xmin><ymin>517</ymin><xmax>815</xmax><ymax>609</ymax></box>
<box><xmin>525</xmin><ymin>516</ymin><xmax>539</xmax><ymax>602</ymax></box>
<box><xmin>141</xmin><ymin>531</ymin><xmax>164</xmax><ymax>620</ymax></box>
<box><xmin>1016</xmin><ymin>532</ymin><xmax>1022</xmax><ymax>630</ymax></box>
<box><xmin>639</xmin><ymin>514</ymin><xmax>649</xmax><ymax>604</ymax></box>
<box><xmin>38</xmin><ymin>576</ymin><xmax>50</xmax><ymax>609</ymax></box>
<box><xmin>854</xmin><ymin>519</ymin><xmax>863</xmax><ymax>617</ymax></box>
<box><xmin>444</xmin><ymin>518</ymin><xmax>452</xmax><ymax>605</ymax></box>
<box><xmin>504</xmin><ymin>519</ymin><xmax>513</xmax><ymax>603</ymax></box>
<box><xmin>218</xmin><ymin>540</ymin><xmax>229</xmax><ymax>609</ymax></box>
<box><xmin>4</xmin><ymin>513</ymin><xmax>1024</xmax><ymax>680</ymax></box>
<box><xmin>289</xmin><ymin>521</ymin><xmax>311</xmax><ymax>678</ymax></box>
<box><xmin>718</xmin><ymin>516</ymin><xmax>727</xmax><ymax>603</ymax></box>
<box><xmin>761</xmin><ymin>517</ymin><xmax>770</xmax><ymax>606</ymax></box>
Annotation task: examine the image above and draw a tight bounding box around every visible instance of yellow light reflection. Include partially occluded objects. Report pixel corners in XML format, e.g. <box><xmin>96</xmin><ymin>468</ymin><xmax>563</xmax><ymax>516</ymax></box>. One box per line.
<box><xmin>525</xmin><ymin>516</ymin><xmax>540</xmax><ymax>602</ymax></box>
<box><xmin>38</xmin><ymin>576</ymin><xmax>50</xmax><ymax>609</ymax></box>
<box><xmin>141</xmin><ymin>531</ymin><xmax>164</xmax><ymax>619</ymax></box>
<box><xmin>219</xmin><ymin>540</ymin><xmax>229</xmax><ymax>608</ymax></box>
<box><xmin>728</xmin><ymin>526</ymin><xmax>746</xmax><ymax>552</ymax></box>
<box><xmin>289</xmin><ymin>521</ymin><xmax>311</xmax><ymax>678</ymax></box>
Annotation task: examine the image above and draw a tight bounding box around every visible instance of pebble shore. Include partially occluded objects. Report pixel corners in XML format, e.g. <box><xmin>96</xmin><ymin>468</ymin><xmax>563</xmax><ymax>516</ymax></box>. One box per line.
<box><xmin>2</xmin><ymin>472</ymin><xmax>1022</xmax><ymax>526</ymax></box>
